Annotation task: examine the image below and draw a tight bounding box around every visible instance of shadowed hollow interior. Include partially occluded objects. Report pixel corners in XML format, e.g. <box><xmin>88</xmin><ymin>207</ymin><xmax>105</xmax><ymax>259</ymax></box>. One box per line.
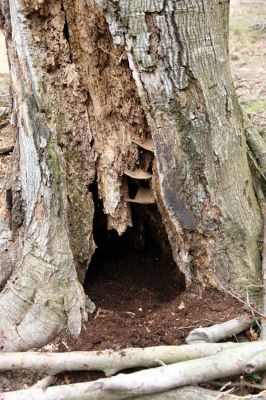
<box><xmin>84</xmin><ymin>189</ymin><xmax>186</xmax><ymax>313</ymax></box>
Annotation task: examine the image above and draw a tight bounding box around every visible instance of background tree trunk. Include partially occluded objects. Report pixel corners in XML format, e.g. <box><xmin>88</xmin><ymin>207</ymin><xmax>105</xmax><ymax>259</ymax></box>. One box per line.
<box><xmin>0</xmin><ymin>0</ymin><xmax>262</xmax><ymax>350</ymax></box>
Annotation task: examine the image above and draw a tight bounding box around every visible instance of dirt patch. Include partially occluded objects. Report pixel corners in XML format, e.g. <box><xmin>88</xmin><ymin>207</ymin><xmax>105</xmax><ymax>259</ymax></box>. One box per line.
<box><xmin>230</xmin><ymin>0</ymin><xmax>266</xmax><ymax>132</ymax></box>
<box><xmin>64</xmin><ymin>289</ymin><xmax>244</xmax><ymax>352</ymax></box>
<box><xmin>61</xmin><ymin>225</ymin><xmax>245</xmax><ymax>352</ymax></box>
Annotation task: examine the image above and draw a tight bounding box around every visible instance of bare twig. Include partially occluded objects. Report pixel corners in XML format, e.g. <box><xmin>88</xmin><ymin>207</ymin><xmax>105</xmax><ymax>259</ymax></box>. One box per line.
<box><xmin>32</xmin><ymin>375</ymin><xmax>57</xmax><ymax>389</ymax></box>
<box><xmin>220</xmin><ymin>285</ymin><xmax>265</xmax><ymax>320</ymax></box>
<box><xmin>210</xmin><ymin>379</ymin><xmax>266</xmax><ymax>391</ymax></box>
<box><xmin>247</xmin><ymin>150</ymin><xmax>266</xmax><ymax>183</ymax></box>
<box><xmin>214</xmin><ymin>388</ymin><xmax>235</xmax><ymax>400</ymax></box>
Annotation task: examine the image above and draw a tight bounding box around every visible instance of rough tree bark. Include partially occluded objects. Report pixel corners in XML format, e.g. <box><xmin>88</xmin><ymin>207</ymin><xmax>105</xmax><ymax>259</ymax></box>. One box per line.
<box><xmin>0</xmin><ymin>0</ymin><xmax>263</xmax><ymax>350</ymax></box>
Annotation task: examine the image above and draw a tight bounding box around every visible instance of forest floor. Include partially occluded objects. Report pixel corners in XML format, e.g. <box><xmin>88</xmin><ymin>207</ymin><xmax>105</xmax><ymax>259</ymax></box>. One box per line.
<box><xmin>230</xmin><ymin>0</ymin><xmax>266</xmax><ymax>132</ymax></box>
<box><xmin>0</xmin><ymin>0</ymin><xmax>266</xmax><ymax>393</ymax></box>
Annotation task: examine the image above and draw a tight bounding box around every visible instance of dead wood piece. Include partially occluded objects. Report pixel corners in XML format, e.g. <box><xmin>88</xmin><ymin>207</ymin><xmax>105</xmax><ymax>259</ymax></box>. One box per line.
<box><xmin>124</xmin><ymin>169</ymin><xmax>152</xmax><ymax>180</ymax></box>
<box><xmin>3</xmin><ymin>342</ymin><xmax>266</xmax><ymax>399</ymax></box>
<box><xmin>186</xmin><ymin>315</ymin><xmax>254</xmax><ymax>343</ymax></box>
<box><xmin>0</xmin><ymin>384</ymin><xmax>253</xmax><ymax>400</ymax></box>
<box><xmin>137</xmin><ymin>387</ymin><xmax>250</xmax><ymax>400</ymax></box>
<box><xmin>0</xmin><ymin>126</ymin><xmax>14</xmax><ymax>155</ymax></box>
<box><xmin>132</xmin><ymin>137</ymin><xmax>154</xmax><ymax>152</ymax></box>
<box><xmin>0</xmin><ymin>145</ymin><xmax>13</xmax><ymax>155</ymax></box>
<box><xmin>127</xmin><ymin>188</ymin><xmax>155</xmax><ymax>204</ymax></box>
<box><xmin>0</xmin><ymin>343</ymin><xmax>239</xmax><ymax>376</ymax></box>
<box><xmin>103</xmin><ymin>341</ymin><xmax>266</xmax><ymax>394</ymax></box>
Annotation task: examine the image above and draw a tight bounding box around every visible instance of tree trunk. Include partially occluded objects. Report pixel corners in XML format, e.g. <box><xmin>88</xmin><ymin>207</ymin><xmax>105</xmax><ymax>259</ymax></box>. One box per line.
<box><xmin>0</xmin><ymin>0</ymin><xmax>262</xmax><ymax>349</ymax></box>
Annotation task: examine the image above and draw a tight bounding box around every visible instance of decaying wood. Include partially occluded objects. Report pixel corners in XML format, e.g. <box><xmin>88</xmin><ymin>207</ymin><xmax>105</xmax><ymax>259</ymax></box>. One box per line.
<box><xmin>0</xmin><ymin>124</ymin><xmax>17</xmax><ymax>287</ymax></box>
<box><xmin>103</xmin><ymin>341</ymin><xmax>266</xmax><ymax>394</ymax></box>
<box><xmin>92</xmin><ymin>0</ymin><xmax>263</xmax><ymax>295</ymax></box>
<box><xmin>0</xmin><ymin>343</ymin><xmax>241</xmax><ymax>376</ymax></box>
<box><xmin>127</xmin><ymin>188</ymin><xmax>155</xmax><ymax>205</ymax></box>
<box><xmin>131</xmin><ymin>137</ymin><xmax>154</xmax><ymax>152</ymax></box>
<box><xmin>0</xmin><ymin>384</ymin><xmax>253</xmax><ymax>400</ymax></box>
<box><xmin>0</xmin><ymin>146</ymin><xmax>13</xmax><ymax>155</ymax></box>
<box><xmin>186</xmin><ymin>315</ymin><xmax>254</xmax><ymax>343</ymax></box>
<box><xmin>124</xmin><ymin>169</ymin><xmax>152</xmax><ymax>180</ymax></box>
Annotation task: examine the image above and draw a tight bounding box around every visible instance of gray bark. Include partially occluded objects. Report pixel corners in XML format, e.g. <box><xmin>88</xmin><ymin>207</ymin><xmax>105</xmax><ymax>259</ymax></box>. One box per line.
<box><xmin>0</xmin><ymin>0</ymin><xmax>89</xmax><ymax>350</ymax></box>
<box><xmin>0</xmin><ymin>342</ymin><xmax>246</xmax><ymax>375</ymax></box>
<box><xmin>103</xmin><ymin>341</ymin><xmax>266</xmax><ymax>394</ymax></box>
<box><xmin>0</xmin><ymin>0</ymin><xmax>263</xmax><ymax>349</ymax></box>
<box><xmin>186</xmin><ymin>315</ymin><xmax>255</xmax><ymax>343</ymax></box>
<box><xmin>0</xmin><ymin>385</ymin><xmax>245</xmax><ymax>400</ymax></box>
<box><xmin>3</xmin><ymin>342</ymin><xmax>266</xmax><ymax>399</ymax></box>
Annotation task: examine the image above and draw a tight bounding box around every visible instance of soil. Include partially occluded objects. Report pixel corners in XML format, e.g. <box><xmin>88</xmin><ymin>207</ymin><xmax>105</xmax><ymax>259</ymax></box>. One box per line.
<box><xmin>230</xmin><ymin>0</ymin><xmax>266</xmax><ymax>132</ymax></box>
<box><xmin>62</xmin><ymin>236</ymin><xmax>245</xmax><ymax>352</ymax></box>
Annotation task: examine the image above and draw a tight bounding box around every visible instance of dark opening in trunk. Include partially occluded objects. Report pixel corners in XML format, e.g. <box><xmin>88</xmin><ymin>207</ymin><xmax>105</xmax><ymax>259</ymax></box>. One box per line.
<box><xmin>85</xmin><ymin>185</ymin><xmax>185</xmax><ymax>313</ymax></box>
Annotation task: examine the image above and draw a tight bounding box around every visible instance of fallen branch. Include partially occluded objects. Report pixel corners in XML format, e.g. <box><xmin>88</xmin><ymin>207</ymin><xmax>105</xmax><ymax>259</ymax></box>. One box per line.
<box><xmin>0</xmin><ymin>383</ymin><xmax>257</xmax><ymax>400</ymax></box>
<box><xmin>0</xmin><ymin>343</ymin><xmax>242</xmax><ymax>376</ymax></box>
<box><xmin>220</xmin><ymin>285</ymin><xmax>265</xmax><ymax>319</ymax></box>
<box><xmin>186</xmin><ymin>315</ymin><xmax>254</xmax><ymax>343</ymax></box>
<box><xmin>138</xmin><ymin>386</ymin><xmax>261</xmax><ymax>400</ymax></box>
<box><xmin>103</xmin><ymin>341</ymin><xmax>266</xmax><ymax>394</ymax></box>
<box><xmin>31</xmin><ymin>375</ymin><xmax>57</xmax><ymax>389</ymax></box>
